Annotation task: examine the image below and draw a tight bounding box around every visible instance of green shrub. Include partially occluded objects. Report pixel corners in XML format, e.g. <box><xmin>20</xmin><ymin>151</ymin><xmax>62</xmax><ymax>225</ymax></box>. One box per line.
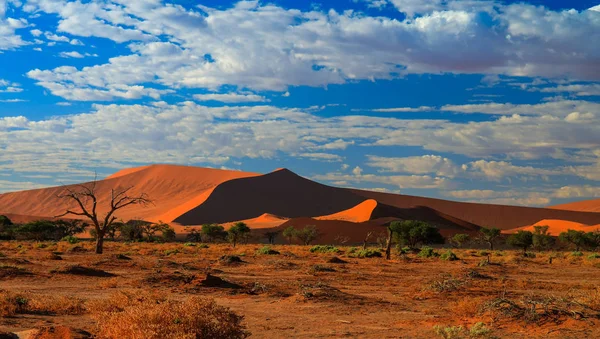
<box><xmin>256</xmin><ymin>246</ymin><xmax>280</xmax><ymax>255</ymax></box>
<box><xmin>571</xmin><ymin>251</ymin><xmax>583</xmax><ymax>257</ymax></box>
<box><xmin>349</xmin><ymin>249</ymin><xmax>382</xmax><ymax>258</ymax></box>
<box><xmin>588</xmin><ymin>253</ymin><xmax>600</xmax><ymax>259</ymax></box>
<box><xmin>469</xmin><ymin>322</ymin><xmax>492</xmax><ymax>338</ymax></box>
<box><xmin>440</xmin><ymin>250</ymin><xmax>458</xmax><ymax>261</ymax></box>
<box><xmin>61</xmin><ymin>235</ymin><xmax>79</xmax><ymax>244</ymax></box>
<box><xmin>309</xmin><ymin>245</ymin><xmax>340</xmax><ymax>253</ymax></box>
<box><xmin>34</xmin><ymin>243</ymin><xmax>48</xmax><ymax>249</ymax></box>
<box><xmin>477</xmin><ymin>250</ymin><xmax>490</xmax><ymax>257</ymax></box>
<box><xmin>183</xmin><ymin>242</ymin><xmax>196</xmax><ymax>247</ymax></box>
<box><xmin>433</xmin><ymin>325</ymin><xmax>464</xmax><ymax>339</ymax></box>
<box><xmin>163</xmin><ymin>249</ymin><xmax>180</xmax><ymax>256</ymax></box>
<box><xmin>346</xmin><ymin>247</ymin><xmax>358</xmax><ymax>255</ymax></box>
<box><xmin>418</xmin><ymin>247</ymin><xmax>439</xmax><ymax>258</ymax></box>
<box><xmin>198</xmin><ymin>244</ymin><xmax>209</xmax><ymax>249</ymax></box>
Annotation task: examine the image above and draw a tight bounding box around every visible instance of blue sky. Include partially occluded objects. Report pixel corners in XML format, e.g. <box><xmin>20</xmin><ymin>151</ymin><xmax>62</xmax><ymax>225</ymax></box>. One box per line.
<box><xmin>1</xmin><ymin>0</ymin><xmax>600</xmax><ymax>207</ymax></box>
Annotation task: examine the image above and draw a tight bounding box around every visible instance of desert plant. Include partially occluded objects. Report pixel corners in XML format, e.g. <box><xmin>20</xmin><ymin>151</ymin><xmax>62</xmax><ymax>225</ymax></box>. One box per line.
<box><xmin>90</xmin><ymin>296</ymin><xmax>249</xmax><ymax>338</ymax></box>
<box><xmin>309</xmin><ymin>245</ymin><xmax>339</xmax><ymax>253</ymax></box>
<box><xmin>433</xmin><ymin>325</ymin><xmax>464</xmax><ymax>339</ymax></box>
<box><xmin>440</xmin><ymin>250</ymin><xmax>458</xmax><ymax>261</ymax></box>
<box><xmin>559</xmin><ymin>229</ymin><xmax>589</xmax><ymax>251</ymax></box>
<box><xmin>282</xmin><ymin>226</ymin><xmax>296</xmax><ymax>244</ymax></box>
<box><xmin>264</xmin><ymin>231</ymin><xmax>279</xmax><ymax>245</ymax></box>
<box><xmin>61</xmin><ymin>235</ymin><xmax>79</xmax><ymax>244</ymax></box>
<box><xmin>418</xmin><ymin>246</ymin><xmax>439</xmax><ymax>258</ymax></box>
<box><xmin>228</xmin><ymin>222</ymin><xmax>251</xmax><ymax>248</ymax></box>
<box><xmin>295</xmin><ymin>225</ymin><xmax>319</xmax><ymax>245</ymax></box>
<box><xmin>532</xmin><ymin>225</ymin><xmax>555</xmax><ymax>251</ymax></box>
<box><xmin>201</xmin><ymin>224</ymin><xmax>227</xmax><ymax>243</ymax></box>
<box><xmin>56</xmin><ymin>180</ymin><xmax>151</xmax><ymax>254</ymax></box>
<box><xmin>391</xmin><ymin>220</ymin><xmax>445</xmax><ymax>249</ymax></box>
<box><xmin>186</xmin><ymin>228</ymin><xmax>203</xmax><ymax>242</ymax></box>
<box><xmin>507</xmin><ymin>230</ymin><xmax>534</xmax><ymax>255</ymax></box>
<box><xmin>256</xmin><ymin>246</ymin><xmax>280</xmax><ymax>255</ymax></box>
<box><xmin>479</xmin><ymin>227</ymin><xmax>501</xmax><ymax>251</ymax></box>
<box><xmin>449</xmin><ymin>233</ymin><xmax>470</xmax><ymax>248</ymax></box>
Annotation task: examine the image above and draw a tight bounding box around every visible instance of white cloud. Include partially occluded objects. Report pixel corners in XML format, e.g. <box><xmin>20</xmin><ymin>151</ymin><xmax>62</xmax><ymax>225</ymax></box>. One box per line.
<box><xmin>444</xmin><ymin>189</ymin><xmax>551</xmax><ymax>206</ymax></box>
<box><xmin>59</xmin><ymin>51</ymin><xmax>83</xmax><ymax>58</ymax></box>
<box><xmin>553</xmin><ymin>185</ymin><xmax>600</xmax><ymax>199</ymax></box>
<box><xmin>19</xmin><ymin>1</ymin><xmax>600</xmax><ymax>101</ymax></box>
<box><xmin>193</xmin><ymin>93</ymin><xmax>269</xmax><ymax>103</ymax></box>
<box><xmin>464</xmin><ymin>160</ymin><xmax>564</xmax><ymax>181</ymax></box>
<box><xmin>370</xmin><ymin>106</ymin><xmax>435</xmax><ymax>113</ymax></box>
<box><xmin>367</xmin><ymin>155</ymin><xmax>459</xmax><ymax>177</ymax></box>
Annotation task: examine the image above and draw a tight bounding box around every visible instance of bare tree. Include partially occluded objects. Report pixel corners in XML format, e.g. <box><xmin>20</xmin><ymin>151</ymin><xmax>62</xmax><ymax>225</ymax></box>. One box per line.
<box><xmin>56</xmin><ymin>179</ymin><xmax>151</xmax><ymax>254</ymax></box>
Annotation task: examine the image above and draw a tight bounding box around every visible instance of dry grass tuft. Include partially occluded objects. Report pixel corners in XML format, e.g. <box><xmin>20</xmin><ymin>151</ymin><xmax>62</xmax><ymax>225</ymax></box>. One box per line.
<box><xmin>88</xmin><ymin>292</ymin><xmax>249</xmax><ymax>339</ymax></box>
<box><xmin>0</xmin><ymin>290</ymin><xmax>85</xmax><ymax>317</ymax></box>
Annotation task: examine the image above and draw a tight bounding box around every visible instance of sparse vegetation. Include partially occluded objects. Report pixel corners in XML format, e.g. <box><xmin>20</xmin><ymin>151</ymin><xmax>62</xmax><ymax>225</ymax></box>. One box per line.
<box><xmin>309</xmin><ymin>245</ymin><xmax>340</xmax><ymax>253</ymax></box>
<box><xmin>479</xmin><ymin>227</ymin><xmax>501</xmax><ymax>251</ymax></box>
<box><xmin>507</xmin><ymin>230</ymin><xmax>533</xmax><ymax>255</ymax></box>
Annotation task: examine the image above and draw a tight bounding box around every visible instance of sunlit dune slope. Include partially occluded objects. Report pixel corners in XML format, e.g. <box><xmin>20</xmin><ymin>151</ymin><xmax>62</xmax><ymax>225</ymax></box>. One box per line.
<box><xmin>0</xmin><ymin>164</ymin><xmax>259</xmax><ymax>223</ymax></box>
<box><xmin>351</xmin><ymin>189</ymin><xmax>600</xmax><ymax>230</ymax></box>
<box><xmin>511</xmin><ymin>219</ymin><xmax>600</xmax><ymax>236</ymax></box>
<box><xmin>550</xmin><ymin>199</ymin><xmax>600</xmax><ymax>213</ymax></box>
<box><xmin>316</xmin><ymin>199</ymin><xmax>378</xmax><ymax>222</ymax></box>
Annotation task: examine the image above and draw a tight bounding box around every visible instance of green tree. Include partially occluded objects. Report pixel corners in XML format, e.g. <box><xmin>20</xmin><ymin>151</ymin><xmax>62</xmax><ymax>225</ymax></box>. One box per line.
<box><xmin>532</xmin><ymin>225</ymin><xmax>555</xmax><ymax>251</ymax></box>
<box><xmin>295</xmin><ymin>225</ymin><xmax>318</xmax><ymax>245</ymax></box>
<box><xmin>479</xmin><ymin>227</ymin><xmax>501</xmax><ymax>251</ymax></box>
<box><xmin>559</xmin><ymin>229</ymin><xmax>589</xmax><ymax>251</ymax></box>
<box><xmin>0</xmin><ymin>215</ymin><xmax>15</xmax><ymax>240</ymax></box>
<box><xmin>450</xmin><ymin>233</ymin><xmax>470</xmax><ymax>248</ymax></box>
<box><xmin>265</xmin><ymin>231</ymin><xmax>279</xmax><ymax>245</ymax></box>
<box><xmin>282</xmin><ymin>226</ymin><xmax>296</xmax><ymax>244</ymax></box>
<box><xmin>228</xmin><ymin>222</ymin><xmax>251</xmax><ymax>248</ymax></box>
<box><xmin>391</xmin><ymin>220</ymin><xmax>445</xmax><ymax>249</ymax></box>
<box><xmin>15</xmin><ymin>220</ymin><xmax>63</xmax><ymax>241</ymax></box>
<box><xmin>186</xmin><ymin>228</ymin><xmax>203</xmax><ymax>242</ymax></box>
<box><xmin>586</xmin><ymin>231</ymin><xmax>600</xmax><ymax>250</ymax></box>
<box><xmin>0</xmin><ymin>215</ymin><xmax>12</xmax><ymax>227</ymax></box>
<box><xmin>54</xmin><ymin>219</ymin><xmax>89</xmax><ymax>237</ymax></box>
<box><xmin>201</xmin><ymin>224</ymin><xmax>227</xmax><ymax>243</ymax></box>
<box><xmin>507</xmin><ymin>230</ymin><xmax>534</xmax><ymax>255</ymax></box>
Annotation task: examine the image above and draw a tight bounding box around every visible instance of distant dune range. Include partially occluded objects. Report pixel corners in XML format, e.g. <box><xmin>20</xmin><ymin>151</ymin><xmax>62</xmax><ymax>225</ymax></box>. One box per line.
<box><xmin>2</xmin><ymin>164</ymin><xmax>600</xmax><ymax>242</ymax></box>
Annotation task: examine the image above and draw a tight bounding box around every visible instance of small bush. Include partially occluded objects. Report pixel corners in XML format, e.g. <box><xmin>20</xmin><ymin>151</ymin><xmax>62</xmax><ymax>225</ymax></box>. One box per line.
<box><xmin>524</xmin><ymin>252</ymin><xmax>536</xmax><ymax>258</ymax></box>
<box><xmin>219</xmin><ymin>255</ymin><xmax>243</xmax><ymax>264</ymax></box>
<box><xmin>90</xmin><ymin>295</ymin><xmax>249</xmax><ymax>338</ymax></box>
<box><xmin>309</xmin><ymin>264</ymin><xmax>336</xmax><ymax>273</ymax></box>
<box><xmin>163</xmin><ymin>249</ymin><xmax>180</xmax><ymax>256</ymax></box>
<box><xmin>469</xmin><ymin>322</ymin><xmax>492</xmax><ymax>338</ymax></box>
<box><xmin>440</xmin><ymin>250</ymin><xmax>458</xmax><ymax>261</ymax></box>
<box><xmin>588</xmin><ymin>253</ymin><xmax>600</xmax><ymax>259</ymax></box>
<box><xmin>61</xmin><ymin>235</ymin><xmax>79</xmax><ymax>244</ymax></box>
<box><xmin>198</xmin><ymin>243</ymin><xmax>209</xmax><ymax>249</ymax></box>
<box><xmin>256</xmin><ymin>246</ymin><xmax>280</xmax><ymax>255</ymax></box>
<box><xmin>309</xmin><ymin>245</ymin><xmax>340</xmax><ymax>254</ymax></box>
<box><xmin>571</xmin><ymin>251</ymin><xmax>583</xmax><ymax>257</ymax></box>
<box><xmin>418</xmin><ymin>247</ymin><xmax>438</xmax><ymax>258</ymax></box>
<box><xmin>477</xmin><ymin>250</ymin><xmax>490</xmax><ymax>257</ymax></box>
<box><xmin>349</xmin><ymin>249</ymin><xmax>382</xmax><ymax>258</ymax></box>
<box><xmin>183</xmin><ymin>242</ymin><xmax>196</xmax><ymax>247</ymax></box>
<box><xmin>433</xmin><ymin>325</ymin><xmax>463</xmax><ymax>339</ymax></box>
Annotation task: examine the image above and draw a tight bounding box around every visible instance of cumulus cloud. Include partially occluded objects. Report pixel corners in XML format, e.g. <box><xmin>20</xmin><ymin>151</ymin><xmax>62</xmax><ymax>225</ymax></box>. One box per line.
<box><xmin>193</xmin><ymin>93</ymin><xmax>269</xmax><ymax>103</ymax></box>
<box><xmin>553</xmin><ymin>186</ymin><xmax>600</xmax><ymax>199</ymax></box>
<box><xmin>367</xmin><ymin>155</ymin><xmax>459</xmax><ymax>177</ymax></box>
<box><xmin>443</xmin><ymin>189</ymin><xmax>551</xmax><ymax>206</ymax></box>
<box><xmin>18</xmin><ymin>1</ymin><xmax>600</xmax><ymax>101</ymax></box>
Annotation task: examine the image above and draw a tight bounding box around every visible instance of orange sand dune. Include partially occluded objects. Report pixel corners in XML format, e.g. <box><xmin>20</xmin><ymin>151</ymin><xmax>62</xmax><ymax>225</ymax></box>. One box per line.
<box><xmin>173</xmin><ymin>168</ymin><xmax>369</xmax><ymax>225</ymax></box>
<box><xmin>511</xmin><ymin>219</ymin><xmax>600</xmax><ymax>236</ymax></box>
<box><xmin>550</xmin><ymin>199</ymin><xmax>600</xmax><ymax>213</ymax></box>
<box><xmin>316</xmin><ymin>199</ymin><xmax>378</xmax><ymax>223</ymax></box>
<box><xmin>105</xmin><ymin>165</ymin><xmax>151</xmax><ymax>180</ymax></box>
<box><xmin>352</xmin><ymin>189</ymin><xmax>600</xmax><ymax>230</ymax></box>
<box><xmin>225</xmin><ymin>213</ymin><xmax>289</xmax><ymax>230</ymax></box>
<box><xmin>0</xmin><ymin>164</ymin><xmax>259</xmax><ymax>223</ymax></box>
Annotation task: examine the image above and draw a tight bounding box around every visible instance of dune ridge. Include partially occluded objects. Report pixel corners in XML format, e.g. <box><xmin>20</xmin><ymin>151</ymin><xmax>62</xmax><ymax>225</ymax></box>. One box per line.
<box><xmin>3</xmin><ymin>165</ymin><xmax>600</xmax><ymax>244</ymax></box>
<box><xmin>550</xmin><ymin>199</ymin><xmax>600</xmax><ymax>213</ymax></box>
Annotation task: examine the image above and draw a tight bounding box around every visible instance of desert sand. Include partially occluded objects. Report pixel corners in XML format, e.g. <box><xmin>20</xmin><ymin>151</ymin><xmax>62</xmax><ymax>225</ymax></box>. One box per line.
<box><xmin>550</xmin><ymin>199</ymin><xmax>600</xmax><ymax>213</ymax></box>
<box><xmin>512</xmin><ymin>219</ymin><xmax>600</xmax><ymax>235</ymax></box>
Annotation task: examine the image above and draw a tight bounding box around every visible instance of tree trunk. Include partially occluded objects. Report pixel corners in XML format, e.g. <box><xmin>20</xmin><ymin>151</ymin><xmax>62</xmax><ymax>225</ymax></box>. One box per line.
<box><xmin>363</xmin><ymin>232</ymin><xmax>372</xmax><ymax>250</ymax></box>
<box><xmin>95</xmin><ymin>234</ymin><xmax>105</xmax><ymax>254</ymax></box>
<box><xmin>489</xmin><ymin>241</ymin><xmax>494</xmax><ymax>251</ymax></box>
<box><xmin>385</xmin><ymin>228</ymin><xmax>393</xmax><ymax>260</ymax></box>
